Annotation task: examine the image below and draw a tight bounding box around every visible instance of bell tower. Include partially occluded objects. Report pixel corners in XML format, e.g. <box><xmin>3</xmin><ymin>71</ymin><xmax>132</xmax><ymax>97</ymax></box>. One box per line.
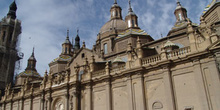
<box><xmin>0</xmin><ymin>1</ymin><xmax>22</xmax><ymax>95</ymax></box>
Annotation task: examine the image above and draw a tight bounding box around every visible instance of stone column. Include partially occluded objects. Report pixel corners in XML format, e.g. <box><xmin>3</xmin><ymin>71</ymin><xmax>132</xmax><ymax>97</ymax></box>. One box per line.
<box><xmin>106</xmin><ymin>79</ymin><xmax>112</xmax><ymax>110</ymax></box>
<box><xmin>162</xmin><ymin>66</ymin><xmax>176</xmax><ymax>110</ymax></box>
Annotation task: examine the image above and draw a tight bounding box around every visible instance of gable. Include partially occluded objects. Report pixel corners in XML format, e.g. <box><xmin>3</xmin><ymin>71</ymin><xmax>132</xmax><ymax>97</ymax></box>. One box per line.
<box><xmin>208</xmin><ymin>40</ymin><xmax>220</xmax><ymax>50</ymax></box>
<box><xmin>69</xmin><ymin>48</ymin><xmax>103</xmax><ymax>69</ymax></box>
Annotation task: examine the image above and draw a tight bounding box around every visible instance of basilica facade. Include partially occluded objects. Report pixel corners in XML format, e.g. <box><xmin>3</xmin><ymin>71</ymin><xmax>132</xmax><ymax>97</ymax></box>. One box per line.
<box><xmin>1</xmin><ymin>0</ymin><xmax>220</xmax><ymax>110</ymax></box>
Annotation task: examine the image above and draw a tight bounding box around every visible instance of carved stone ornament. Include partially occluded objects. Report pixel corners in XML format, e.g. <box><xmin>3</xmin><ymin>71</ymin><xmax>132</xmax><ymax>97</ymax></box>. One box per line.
<box><xmin>152</xmin><ymin>101</ymin><xmax>163</xmax><ymax>109</ymax></box>
<box><xmin>54</xmin><ymin>100</ymin><xmax>64</xmax><ymax>110</ymax></box>
<box><xmin>54</xmin><ymin>73</ymin><xmax>64</xmax><ymax>84</ymax></box>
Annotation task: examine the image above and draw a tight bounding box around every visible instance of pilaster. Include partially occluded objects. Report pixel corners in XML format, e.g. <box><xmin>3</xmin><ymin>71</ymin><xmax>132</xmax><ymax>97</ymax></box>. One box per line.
<box><xmin>207</xmin><ymin>56</ymin><xmax>220</xmax><ymax>110</ymax></box>
<box><xmin>126</xmin><ymin>75</ymin><xmax>134</xmax><ymax>110</ymax></box>
<box><xmin>131</xmin><ymin>72</ymin><xmax>146</xmax><ymax>110</ymax></box>
<box><xmin>162</xmin><ymin>66</ymin><xmax>176</xmax><ymax>110</ymax></box>
<box><xmin>48</xmin><ymin>97</ymin><xmax>52</xmax><ymax>110</ymax></box>
<box><xmin>40</xmin><ymin>98</ymin><xmax>45</xmax><ymax>110</ymax></box>
<box><xmin>105</xmin><ymin>79</ymin><xmax>112</xmax><ymax>110</ymax></box>
<box><xmin>84</xmin><ymin>84</ymin><xmax>92</xmax><ymax>110</ymax></box>
<box><xmin>192</xmin><ymin>59</ymin><xmax>210</xmax><ymax>110</ymax></box>
<box><xmin>73</xmin><ymin>89</ymin><xmax>79</xmax><ymax>110</ymax></box>
<box><xmin>19</xmin><ymin>98</ymin><xmax>24</xmax><ymax>110</ymax></box>
<box><xmin>65</xmin><ymin>94</ymin><xmax>69</xmax><ymax>110</ymax></box>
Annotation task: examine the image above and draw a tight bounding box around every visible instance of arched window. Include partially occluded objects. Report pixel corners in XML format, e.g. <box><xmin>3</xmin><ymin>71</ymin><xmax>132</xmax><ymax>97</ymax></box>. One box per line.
<box><xmin>179</xmin><ymin>13</ymin><xmax>182</xmax><ymax>20</ymax></box>
<box><xmin>104</xmin><ymin>43</ymin><xmax>108</xmax><ymax>54</ymax></box>
<box><xmin>132</xmin><ymin>19</ymin><xmax>135</xmax><ymax>27</ymax></box>
<box><xmin>2</xmin><ymin>31</ymin><xmax>6</xmax><ymax>42</ymax></box>
<box><xmin>112</xmin><ymin>11</ymin><xmax>115</xmax><ymax>17</ymax></box>
<box><xmin>128</xmin><ymin>20</ymin><xmax>131</xmax><ymax>27</ymax></box>
<box><xmin>9</xmin><ymin>33</ymin><xmax>13</xmax><ymax>43</ymax></box>
<box><xmin>65</xmin><ymin>47</ymin><xmax>67</xmax><ymax>54</ymax></box>
<box><xmin>116</xmin><ymin>11</ymin><xmax>118</xmax><ymax>17</ymax></box>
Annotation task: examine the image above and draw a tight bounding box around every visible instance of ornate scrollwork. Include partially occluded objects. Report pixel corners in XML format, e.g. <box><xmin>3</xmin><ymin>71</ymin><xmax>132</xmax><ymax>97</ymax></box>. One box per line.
<box><xmin>54</xmin><ymin>73</ymin><xmax>64</xmax><ymax>85</ymax></box>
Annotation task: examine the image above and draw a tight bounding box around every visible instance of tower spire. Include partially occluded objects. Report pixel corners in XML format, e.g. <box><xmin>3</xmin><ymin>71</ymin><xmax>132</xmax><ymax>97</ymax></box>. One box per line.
<box><xmin>7</xmin><ymin>0</ymin><xmax>17</xmax><ymax>19</ymax></box>
<box><xmin>114</xmin><ymin>0</ymin><xmax>117</xmax><ymax>4</ymax></box>
<box><xmin>74</xmin><ymin>29</ymin><xmax>80</xmax><ymax>50</ymax></box>
<box><xmin>77</xmin><ymin>28</ymin><xmax>79</xmax><ymax>35</ymax></box>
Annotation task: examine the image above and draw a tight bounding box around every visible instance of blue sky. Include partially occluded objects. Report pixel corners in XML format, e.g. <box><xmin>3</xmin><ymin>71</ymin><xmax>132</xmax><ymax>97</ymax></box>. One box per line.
<box><xmin>0</xmin><ymin>0</ymin><xmax>211</xmax><ymax>76</ymax></box>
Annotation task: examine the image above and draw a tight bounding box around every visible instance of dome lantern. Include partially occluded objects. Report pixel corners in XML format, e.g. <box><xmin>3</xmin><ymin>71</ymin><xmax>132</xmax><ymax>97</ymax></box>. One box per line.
<box><xmin>125</xmin><ymin>0</ymin><xmax>139</xmax><ymax>29</ymax></box>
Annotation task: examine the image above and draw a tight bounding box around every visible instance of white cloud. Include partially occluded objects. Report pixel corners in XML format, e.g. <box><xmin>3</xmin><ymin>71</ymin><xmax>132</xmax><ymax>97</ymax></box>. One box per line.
<box><xmin>14</xmin><ymin>0</ymin><xmax>96</xmax><ymax>76</ymax></box>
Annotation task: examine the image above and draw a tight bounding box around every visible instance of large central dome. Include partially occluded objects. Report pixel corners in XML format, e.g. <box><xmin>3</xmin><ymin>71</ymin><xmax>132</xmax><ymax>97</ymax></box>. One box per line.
<box><xmin>99</xmin><ymin>19</ymin><xmax>126</xmax><ymax>34</ymax></box>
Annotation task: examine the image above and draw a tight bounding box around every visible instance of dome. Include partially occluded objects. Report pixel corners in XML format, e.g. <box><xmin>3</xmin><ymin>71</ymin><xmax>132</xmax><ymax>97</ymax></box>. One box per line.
<box><xmin>18</xmin><ymin>70</ymin><xmax>41</xmax><ymax>77</ymax></box>
<box><xmin>63</xmin><ymin>37</ymin><xmax>71</xmax><ymax>44</ymax></box>
<box><xmin>99</xmin><ymin>19</ymin><xmax>126</xmax><ymax>34</ymax></box>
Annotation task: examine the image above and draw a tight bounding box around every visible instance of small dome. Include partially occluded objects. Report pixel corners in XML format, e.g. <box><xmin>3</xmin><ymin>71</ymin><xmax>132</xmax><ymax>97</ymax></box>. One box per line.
<box><xmin>112</xmin><ymin>57</ymin><xmax>125</xmax><ymax>63</ymax></box>
<box><xmin>164</xmin><ymin>40</ymin><xmax>179</xmax><ymax>48</ymax></box>
<box><xmin>111</xmin><ymin>3</ymin><xmax>120</xmax><ymax>8</ymax></box>
<box><xmin>127</xmin><ymin>11</ymin><xmax>136</xmax><ymax>16</ymax></box>
<box><xmin>63</xmin><ymin>37</ymin><xmax>71</xmax><ymax>44</ymax></box>
<box><xmin>75</xmin><ymin>35</ymin><xmax>80</xmax><ymax>41</ymax></box>
<box><xmin>99</xmin><ymin>19</ymin><xmax>126</xmax><ymax>34</ymax></box>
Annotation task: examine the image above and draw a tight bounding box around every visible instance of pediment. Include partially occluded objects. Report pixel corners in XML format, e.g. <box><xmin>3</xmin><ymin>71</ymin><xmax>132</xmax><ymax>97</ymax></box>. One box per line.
<box><xmin>208</xmin><ymin>40</ymin><xmax>220</xmax><ymax>50</ymax></box>
<box><xmin>68</xmin><ymin>48</ymin><xmax>103</xmax><ymax>67</ymax></box>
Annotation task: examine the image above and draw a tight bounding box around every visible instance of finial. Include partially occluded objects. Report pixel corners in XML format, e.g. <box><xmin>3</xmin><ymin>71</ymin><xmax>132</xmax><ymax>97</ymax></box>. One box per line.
<box><xmin>77</xmin><ymin>27</ymin><xmax>79</xmax><ymax>35</ymax></box>
<box><xmin>114</xmin><ymin>0</ymin><xmax>117</xmax><ymax>4</ymax></box>
<box><xmin>128</xmin><ymin>0</ymin><xmax>133</xmax><ymax>13</ymax></box>
<box><xmin>177</xmin><ymin>0</ymin><xmax>181</xmax><ymax>6</ymax></box>
<box><xmin>82</xmin><ymin>41</ymin><xmax>86</xmax><ymax>48</ymax></box>
<box><xmin>67</xmin><ymin>29</ymin><xmax>69</xmax><ymax>37</ymax></box>
<box><xmin>129</xmin><ymin>0</ymin><xmax>131</xmax><ymax>9</ymax></box>
<box><xmin>32</xmin><ymin>47</ymin><xmax>35</xmax><ymax>56</ymax></box>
